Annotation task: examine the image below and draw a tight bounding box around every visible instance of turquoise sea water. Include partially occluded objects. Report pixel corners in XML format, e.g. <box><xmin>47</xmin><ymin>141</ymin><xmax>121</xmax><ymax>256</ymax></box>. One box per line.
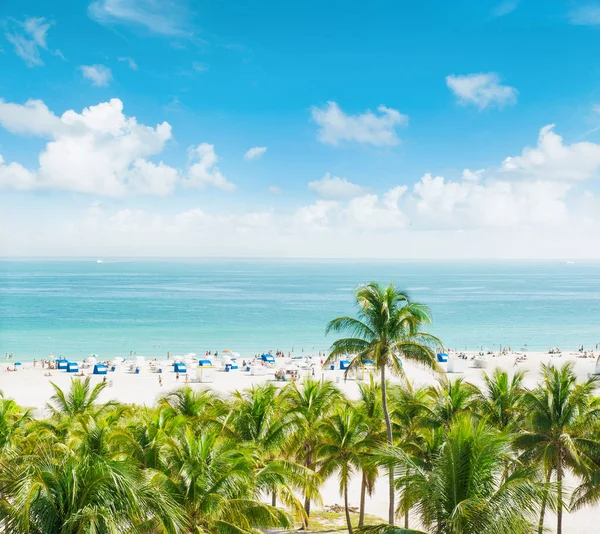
<box><xmin>1</xmin><ymin>259</ymin><xmax>599</xmax><ymax>362</ymax></box>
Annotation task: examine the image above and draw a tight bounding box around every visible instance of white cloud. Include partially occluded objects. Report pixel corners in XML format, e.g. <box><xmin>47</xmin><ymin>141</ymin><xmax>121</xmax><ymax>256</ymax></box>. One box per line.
<box><xmin>89</xmin><ymin>0</ymin><xmax>194</xmax><ymax>37</ymax></box>
<box><xmin>0</xmin><ymin>99</ymin><xmax>63</xmax><ymax>136</ymax></box>
<box><xmin>446</xmin><ymin>73</ymin><xmax>517</xmax><ymax>109</ymax></box>
<box><xmin>308</xmin><ymin>173</ymin><xmax>366</xmax><ymax>199</ymax></box>
<box><xmin>492</xmin><ymin>0</ymin><xmax>520</xmax><ymax>16</ymax></box>
<box><xmin>0</xmin><ymin>97</ymin><xmax>238</xmax><ymax>197</ymax></box>
<box><xmin>344</xmin><ymin>186</ymin><xmax>407</xmax><ymax>229</ymax></box>
<box><xmin>311</xmin><ymin>101</ymin><xmax>408</xmax><ymax>146</ymax></box>
<box><xmin>569</xmin><ymin>4</ymin><xmax>600</xmax><ymax>25</ymax></box>
<box><xmin>118</xmin><ymin>56</ymin><xmax>138</xmax><ymax>70</ymax></box>
<box><xmin>267</xmin><ymin>185</ymin><xmax>283</xmax><ymax>195</ymax></box>
<box><xmin>81</xmin><ymin>64</ymin><xmax>113</xmax><ymax>86</ymax></box>
<box><xmin>0</xmin><ymin>154</ymin><xmax>37</xmax><ymax>190</ymax></box>
<box><xmin>5</xmin><ymin>17</ymin><xmax>51</xmax><ymax>67</ymax></box>
<box><xmin>244</xmin><ymin>146</ymin><xmax>267</xmax><ymax>160</ymax></box>
<box><xmin>293</xmin><ymin>200</ymin><xmax>338</xmax><ymax>229</ymax></box>
<box><xmin>411</xmin><ymin>173</ymin><xmax>570</xmax><ymax>229</ymax></box>
<box><xmin>501</xmin><ymin>124</ymin><xmax>600</xmax><ymax>181</ymax></box>
<box><xmin>184</xmin><ymin>143</ymin><xmax>236</xmax><ymax>192</ymax></box>
<box><xmin>0</xmin><ymin>97</ymin><xmax>175</xmax><ymax>196</ymax></box>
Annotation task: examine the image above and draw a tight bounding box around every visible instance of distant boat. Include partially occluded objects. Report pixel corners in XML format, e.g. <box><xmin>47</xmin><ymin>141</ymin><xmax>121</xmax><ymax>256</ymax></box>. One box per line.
<box><xmin>96</xmin><ymin>260</ymin><xmax>104</xmax><ymax>264</ymax></box>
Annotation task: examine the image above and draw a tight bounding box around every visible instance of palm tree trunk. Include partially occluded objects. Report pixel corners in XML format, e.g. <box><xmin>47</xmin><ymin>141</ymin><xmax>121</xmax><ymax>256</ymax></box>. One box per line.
<box><xmin>358</xmin><ymin>471</ymin><xmax>367</xmax><ymax>527</ymax></box>
<box><xmin>303</xmin><ymin>448</ymin><xmax>312</xmax><ymax>530</ymax></box>
<box><xmin>271</xmin><ymin>490</ymin><xmax>276</xmax><ymax>507</ymax></box>
<box><xmin>538</xmin><ymin>468</ymin><xmax>552</xmax><ymax>534</ymax></box>
<box><xmin>381</xmin><ymin>365</ymin><xmax>395</xmax><ymax>526</ymax></box>
<box><xmin>557</xmin><ymin>451</ymin><xmax>563</xmax><ymax>534</ymax></box>
<box><xmin>344</xmin><ymin>483</ymin><xmax>354</xmax><ymax>534</ymax></box>
<box><xmin>404</xmin><ymin>467</ymin><xmax>410</xmax><ymax>529</ymax></box>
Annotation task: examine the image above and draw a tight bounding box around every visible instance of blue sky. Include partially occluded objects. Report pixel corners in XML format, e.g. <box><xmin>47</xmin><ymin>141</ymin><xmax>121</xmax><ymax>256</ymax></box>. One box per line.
<box><xmin>2</xmin><ymin>0</ymin><xmax>600</xmax><ymax>257</ymax></box>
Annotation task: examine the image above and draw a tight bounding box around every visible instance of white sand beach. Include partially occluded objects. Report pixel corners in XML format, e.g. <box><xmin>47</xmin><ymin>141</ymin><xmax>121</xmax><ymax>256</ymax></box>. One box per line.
<box><xmin>1</xmin><ymin>349</ymin><xmax>599</xmax><ymax>533</ymax></box>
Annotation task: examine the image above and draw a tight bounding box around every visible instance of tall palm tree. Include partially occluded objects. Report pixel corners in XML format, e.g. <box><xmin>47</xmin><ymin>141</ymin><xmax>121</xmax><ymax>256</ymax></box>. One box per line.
<box><xmin>318</xmin><ymin>406</ymin><xmax>370</xmax><ymax>534</ymax></box>
<box><xmin>516</xmin><ymin>362</ymin><xmax>600</xmax><ymax>534</ymax></box>
<box><xmin>384</xmin><ymin>414</ymin><xmax>547</xmax><ymax>534</ymax></box>
<box><xmin>355</xmin><ymin>377</ymin><xmax>385</xmax><ymax>527</ymax></box>
<box><xmin>388</xmin><ymin>382</ymin><xmax>433</xmax><ymax>529</ymax></box>
<box><xmin>326</xmin><ymin>282</ymin><xmax>442</xmax><ymax>525</ymax></box>
<box><xmin>283</xmin><ymin>378</ymin><xmax>342</xmax><ymax>527</ymax></box>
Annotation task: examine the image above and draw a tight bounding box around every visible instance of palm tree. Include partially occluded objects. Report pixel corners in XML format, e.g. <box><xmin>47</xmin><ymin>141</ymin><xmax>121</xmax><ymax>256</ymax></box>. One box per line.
<box><xmin>326</xmin><ymin>282</ymin><xmax>442</xmax><ymax>525</ymax></box>
<box><xmin>388</xmin><ymin>381</ymin><xmax>433</xmax><ymax>529</ymax></box>
<box><xmin>0</xmin><ymin>440</ymin><xmax>183</xmax><ymax>533</ymax></box>
<box><xmin>427</xmin><ymin>377</ymin><xmax>481</xmax><ymax>428</ymax></box>
<box><xmin>47</xmin><ymin>377</ymin><xmax>115</xmax><ymax>420</ymax></box>
<box><xmin>0</xmin><ymin>394</ymin><xmax>31</xmax><ymax>450</ymax></box>
<box><xmin>477</xmin><ymin>369</ymin><xmax>526</xmax><ymax>432</ymax></box>
<box><xmin>386</xmin><ymin>414</ymin><xmax>547</xmax><ymax>534</ymax></box>
<box><xmin>355</xmin><ymin>377</ymin><xmax>385</xmax><ymax>527</ymax></box>
<box><xmin>159</xmin><ymin>386</ymin><xmax>227</xmax><ymax>427</ymax></box>
<box><xmin>228</xmin><ymin>384</ymin><xmax>303</xmax><ymax>508</ymax></box>
<box><xmin>516</xmin><ymin>362</ymin><xmax>600</xmax><ymax>534</ymax></box>
<box><xmin>163</xmin><ymin>426</ymin><xmax>292</xmax><ymax>533</ymax></box>
<box><xmin>283</xmin><ymin>378</ymin><xmax>342</xmax><ymax>527</ymax></box>
<box><xmin>318</xmin><ymin>406</ymin><xmax>370</xmax><ymax>534</ymax></box>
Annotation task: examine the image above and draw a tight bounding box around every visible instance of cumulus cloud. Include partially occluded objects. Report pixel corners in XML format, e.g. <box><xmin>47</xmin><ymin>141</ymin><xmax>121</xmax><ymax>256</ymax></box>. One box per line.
<box><xmin>311</xmin><ymin>101</ymin><xmax>408</xmax><ymax>146</ymax></box>
<box><xmin>501</xmin><ymin>124</ymin><xmax>600</xmax><ymax>181</ymax></box>
<box><xmin>344</xmin><ymin>186</ymin><xmax>407</xmax><ymax>229</ymax></box>
<box><xmin>244</xmin><ymin>146</ymin><xmax>267</xmax><ymax>160</ymax></box>
<box><xmin>89</xmin><ymin>0</ymin><xmax>195</xmax><ymax>38</ymax></box>
<box><xmin>411</xmin><ymin>173</ymin><xmax>570</xmax><ymax>229</ymax></box>
<box><xmin>569</xmin><ymin>4</ymin><xmax>600</xmax><ymax>25</ymax></box>
<box><xmin>0</xmin><ymin>99</ymin><xmax>63</xmax><ymax>136</ymax></box>
<box><xmin>446</xmin><ymin>73</ymin><xmax>517</xmax><ymax>109</ymax></box>
<box><xmin>184</xmin><ymin>143</ymin><xmax>236</xmax><ymax>192</ymax></box>
<box><xmin>308</xmin><ymin>173</ymin><xmax>366</xmax><ymax>199</ymax></box>
<box><xmin>118</xmin><ymin>56</ymin><xmax>138</xmax><ymax>70</ymax></box>
<box><xmin>293</xmin><ymin>200</ymin><xmax>339</xmax><ymax>229</ymax></box>
<box><xmin>5</xmin><ymin>17</ymin><xmax>52</xmax><ymax>67</ymax></box>
<box><xmin>81</xmin><ymin>64</ymin><xmax>113</xmax><ymax>86</ymax></box>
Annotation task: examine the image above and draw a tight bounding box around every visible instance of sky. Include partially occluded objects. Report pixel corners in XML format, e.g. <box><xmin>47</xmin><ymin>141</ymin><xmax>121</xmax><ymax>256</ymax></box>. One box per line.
<box><xmin>2</xmin><ymin>0</ymin><xmax>600</xmax><ymax>258</ymax></box>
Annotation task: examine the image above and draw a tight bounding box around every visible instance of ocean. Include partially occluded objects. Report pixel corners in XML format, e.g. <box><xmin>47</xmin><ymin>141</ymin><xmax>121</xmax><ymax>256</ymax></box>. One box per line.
<box><xmin>1</xmin><ymin>259</ymin><xmax>599</xmax><ymax>362</ymax></box>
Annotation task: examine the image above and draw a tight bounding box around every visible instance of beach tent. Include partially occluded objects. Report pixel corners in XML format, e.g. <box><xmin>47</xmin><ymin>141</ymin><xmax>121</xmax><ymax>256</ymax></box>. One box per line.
<box><xmin>93</xmin><ymin>364</ymin><xmax>108</xmax><ymax>375</ymax></box>
<box><xmin>198</xmin><ymin>359</ymin><xmax>213</xmax><ymax>366</ymax></box>
<box><xmin>174</xmin><ymin>362</ymin><xmax>187</xmax><ymax>373</ymax></box>
<box><xmin>261</xmin><ymin>354</ymin><xmax>275</xmax><ymax>364</ymax></box>
<box><xmin>224</xmin><ymin>360</ymin><xmax>239</xmax><ymax>372</ymax></box>
<box><xmin>67</xmin><ymin>362</ymin><xmax>79</xmax><ymax>373</ymax></box>
<box><xmin>197</xmin><ymin>366</ymin><xmax>215</xmax><ymax>383</ymax></box>
<box><xmin>437</xmin><ymin>353</ymin><xmax>449</xmax><ymax>363</ymax></box>
<box><xmin>339</xmin><ymin>359</ymin><xmax>350</xmax><ymax>370</ymax></box>
<box><xmin>14</xmin><ymin>362</ymin><xmax>22</xmax><ymax>367</ymax></box>
<box><xmin>57</xmin><ymin>359</ymin><xmax>69</xmax><ymax>370</ymax></box>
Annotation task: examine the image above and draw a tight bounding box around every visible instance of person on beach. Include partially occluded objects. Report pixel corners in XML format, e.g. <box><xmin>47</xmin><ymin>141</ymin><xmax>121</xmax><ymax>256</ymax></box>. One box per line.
<box><xmin>176</xmin><ymin>371</ymin><xmax>179</xmax><ymax>381</ymax></box>
<box><xmin>185</xmin><ymin>374</ymin><xmax>189</xmax><ymax>385</ymax></box>
<box><xmin>167</xmin><ymin>351</ymin><xmax>170</xmax><ymax>360</ymax></box>
<box><xmin>158</xmin><ymin>375</ymin><xmax>163</xmax><ymax>387</ymax></box>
